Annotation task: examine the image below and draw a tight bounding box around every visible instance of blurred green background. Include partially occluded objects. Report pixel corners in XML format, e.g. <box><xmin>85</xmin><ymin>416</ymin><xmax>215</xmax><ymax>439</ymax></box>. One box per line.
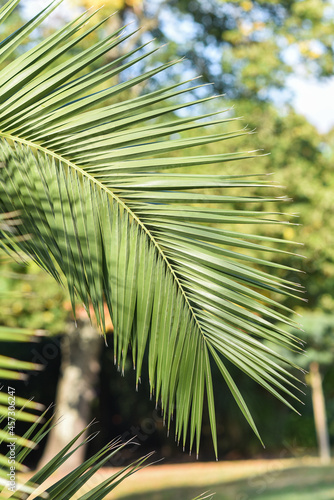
<box><xmin>1</xmin><ymin>1</ymin><xmax>334</xmax><ymax>497</ymax></box>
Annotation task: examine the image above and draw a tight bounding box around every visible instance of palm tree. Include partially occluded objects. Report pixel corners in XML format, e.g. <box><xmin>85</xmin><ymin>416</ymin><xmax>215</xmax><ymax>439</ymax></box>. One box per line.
<box><xmin>0</xmin><ymin>0</ymin><xmax>304</xmax><ymax>462</ymax></box>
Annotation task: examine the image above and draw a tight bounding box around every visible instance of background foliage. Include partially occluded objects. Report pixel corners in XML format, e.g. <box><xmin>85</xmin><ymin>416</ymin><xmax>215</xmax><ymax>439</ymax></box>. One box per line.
<box><xmin>0</xmin><ymin>0</ymin><xmax>333</xmax><ymax>467</ymax></box>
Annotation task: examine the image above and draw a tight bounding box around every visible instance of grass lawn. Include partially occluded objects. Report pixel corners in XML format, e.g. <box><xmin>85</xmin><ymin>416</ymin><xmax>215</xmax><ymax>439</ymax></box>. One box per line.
<box><xmin>7</xmin><ymin>456</ymin><xmax>334</xmax><ymax>499</ymax></box>
<box><xmin>106</xmin><ymin>457</ymin><xmax>334</xmax><ymax>500</ymax></box>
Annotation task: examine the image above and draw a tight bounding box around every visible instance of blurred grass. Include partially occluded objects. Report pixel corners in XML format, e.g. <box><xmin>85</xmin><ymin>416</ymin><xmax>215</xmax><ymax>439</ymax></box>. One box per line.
<box><xmin>12</xmin><ymin>457</ymin><xmax>334</xmax><ymax>499</ymax></box>
<box><xmin>108</xmin><ymin>458</ymin><xmax>334</xmax><ymax>500</ymax></box>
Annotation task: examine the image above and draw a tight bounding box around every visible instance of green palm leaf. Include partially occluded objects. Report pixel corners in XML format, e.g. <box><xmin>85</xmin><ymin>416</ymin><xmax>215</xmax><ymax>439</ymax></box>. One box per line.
<box><xmin>0</xmin><ymin>325</ymin><xmax>45</xmax><ymax>483</ymax></box>
<box><xmin>0</xmin><ymin>0</ymin><xmax>304</xmax><ymax>458</ymax></box>
<box><xmin>1</xmin><ymin>411</ymin><xmax>154</xmax><ymax>499</ymax></box>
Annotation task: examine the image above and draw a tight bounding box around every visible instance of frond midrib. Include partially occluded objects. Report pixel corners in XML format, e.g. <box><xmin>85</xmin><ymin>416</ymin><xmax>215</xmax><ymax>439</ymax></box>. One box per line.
<box><xmin>1</xmin><ymin>132</ymin><xmax>205</xmax><ymax>338</ymax></box>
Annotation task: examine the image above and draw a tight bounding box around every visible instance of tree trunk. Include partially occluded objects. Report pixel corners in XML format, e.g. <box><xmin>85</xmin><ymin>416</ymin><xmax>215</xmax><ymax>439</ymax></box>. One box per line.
<box><xmin>309</xmin><ymin>361</ymin><xmax>331</xmax><ymax>464</ymax></box>
<box><xmin>38</xmin><ymin>318</ymin><xmax>104</xmax><ymax>471</ymax></box>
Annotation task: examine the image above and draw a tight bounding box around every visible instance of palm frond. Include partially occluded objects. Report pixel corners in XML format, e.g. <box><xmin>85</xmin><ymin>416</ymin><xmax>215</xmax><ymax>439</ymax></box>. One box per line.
<box><xmin>1</xmin><ymin>411</ymin><xmax>153</xmax><ymax>499</ymax></box>
<box><xmin>0</xmin><ymin>0</ymin><xmax>304</xmax><ymax>457</ymax></box>
<box><xmin>0</xmin><ymin>329</ymin><xmax>44</xmax><ymax>486</ymax></box>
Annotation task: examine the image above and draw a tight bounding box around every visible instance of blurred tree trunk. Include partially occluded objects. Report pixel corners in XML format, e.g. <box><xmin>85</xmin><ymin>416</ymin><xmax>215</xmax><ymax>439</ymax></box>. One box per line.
<box><xmin>309</xmin><ymin>361</ymin><xmax>331</xmax><ymax>464</ymax></box>
<box><xmin>38</xmin><ymin>318</ymin><xmax>104</xmax><ymax>471</ymax></box>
